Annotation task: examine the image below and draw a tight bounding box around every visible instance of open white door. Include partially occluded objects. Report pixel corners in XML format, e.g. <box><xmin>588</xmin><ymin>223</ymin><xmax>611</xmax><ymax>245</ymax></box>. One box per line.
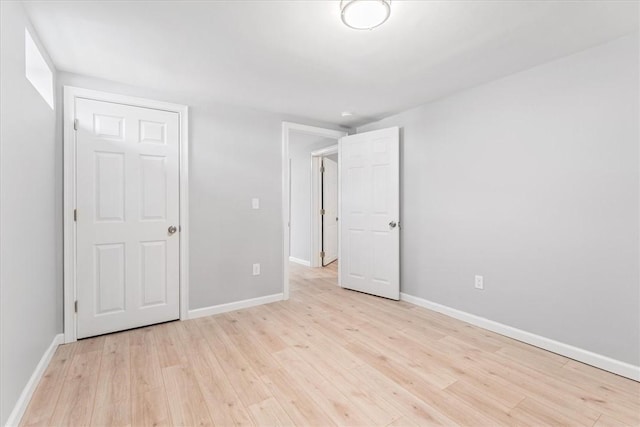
<box><xmin>322</xmin><ymin>157</ymin><xmax>338</xmax><ymax>265</ymax></box>
<box><xmin>75</xmin><ymin>98</ymin><xmax>180</xmax><ymax>339</ymax></box>
<box><xmin>339</xmin><ymin>127</ymin><xmax>399</xmax><ymax>300</ymax></box>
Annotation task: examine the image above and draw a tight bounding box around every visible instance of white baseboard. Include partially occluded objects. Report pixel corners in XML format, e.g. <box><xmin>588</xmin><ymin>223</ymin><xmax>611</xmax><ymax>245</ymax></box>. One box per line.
<box><xmin>400</xmin><ymin>293</ymin><xmax>640</xmax><ymax>382</ymax></box>
<box><xmin>289</xmin><ymin>256</ymin><xmax>311</xmax><ymax>267</ymax></box>
<box><xmin>188</xmin><ymin>293</ymin><xmax>284</xmax><ymax>319</ymax></box>
<box><xmin>5</xmin><ymin>333</ymin><xmax>64</xmax><ymax>427</ymax></box>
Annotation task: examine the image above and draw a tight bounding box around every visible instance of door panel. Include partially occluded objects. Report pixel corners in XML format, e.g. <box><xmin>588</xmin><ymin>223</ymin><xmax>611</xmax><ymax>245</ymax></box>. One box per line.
<box><xmin>140</xmin><ymin>241</ymin><xmax>168</xmax><ymax>306</ymax></box>
<box><xmin>322</xmin><ymin>157</ymin><xmax>339</xmax><ymax>265</ymax></box>
<box><xmin>94</xmin><ymin>243</ymin><xmax>126</xmax><ymax>314</ymax></box>
<box><xmin>94</xmin><ymin>114</ymin><xmax>124</xmax><ymax>139</ymax></box>
<box><xmin>76</xmin><ymin>98</ymin><xmax>180</xmax><ymax>339</ymax></box>
<box><xmin>94</xmin><ymin>152</ymin><xmax>125</xmax><ymax>222</ymax></box>
<box><xmin>140</xmin><ymin>155</ymin><xmax>167</xmax><ymax>220</ymax></box>
<box><xmin>340</xmin><ymin>127</ymin><xmax>399</xmax><ymax>300</ymax></box>
<box><xmin>139</xmin><ymin>120</ymin><xmax>167</xmax><ymax>144</ymax></box>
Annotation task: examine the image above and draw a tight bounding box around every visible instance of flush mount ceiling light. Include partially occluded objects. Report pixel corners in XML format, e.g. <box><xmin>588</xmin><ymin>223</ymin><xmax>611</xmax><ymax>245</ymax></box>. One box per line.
<box><xmin>340</xmin><ymin>0</ymin><xmax>391</xmax><ymax>30</ymax></box>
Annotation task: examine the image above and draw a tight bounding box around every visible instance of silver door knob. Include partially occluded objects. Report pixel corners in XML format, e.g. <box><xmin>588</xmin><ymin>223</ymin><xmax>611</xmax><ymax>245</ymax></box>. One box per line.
<box><xmin>389</xmin><ymin>221</ymin><xmax>397</xmax><ymax>228</ymax></box>
<box><xmin>168</xmin><ymin>225</ymin><xmax>177</xmax><ymax>235</ymax></box>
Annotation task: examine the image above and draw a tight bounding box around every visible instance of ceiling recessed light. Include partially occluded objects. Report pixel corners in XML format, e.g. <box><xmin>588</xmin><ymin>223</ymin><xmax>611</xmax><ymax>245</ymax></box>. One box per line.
<box><xmin>341</xmin><ymin>111</ymin><xmax>354</xmax><ymax>117</ymax></box>
<box><xmin>340</xmin><ymin>0</ymin><xmax>391</xmax><ymax>31</ymax></box>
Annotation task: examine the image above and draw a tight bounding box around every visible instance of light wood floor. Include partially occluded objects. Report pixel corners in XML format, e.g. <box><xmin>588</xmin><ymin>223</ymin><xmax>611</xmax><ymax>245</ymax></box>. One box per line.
<box><xmin>21</xmin><ymin>262</ymin><xmax>639</xmax><ymax>426</ymax></box>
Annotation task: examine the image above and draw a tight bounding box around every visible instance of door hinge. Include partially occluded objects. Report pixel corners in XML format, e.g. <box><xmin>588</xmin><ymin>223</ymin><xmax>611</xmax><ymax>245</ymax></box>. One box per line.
<box><xmin>320</xmin><ymin>251</ymin><xmax>325</xmax><ymax>259</ymax></box>
<box><xmin>73</xmin><ymin>119</ymin><xmax>78</xmax><ymax>131</ymax></box>
<box><xmin>320</xmin><ymin>164</ymin><xmax>325</xmax><ymax>173</ymax></box>
<box><xmin>73</xmin><ymin>209</ymin><xmax>77</xmax><ymax>222</ymax></box>
<box><xmin>74</xmin><ymin>300</ymin><xmax>78</xmax><ymax>313</ymax></box>
<box><xmin>320</xmin><ymin>209</ymin><xmax>325</xmax><ymax>215</ymax></box>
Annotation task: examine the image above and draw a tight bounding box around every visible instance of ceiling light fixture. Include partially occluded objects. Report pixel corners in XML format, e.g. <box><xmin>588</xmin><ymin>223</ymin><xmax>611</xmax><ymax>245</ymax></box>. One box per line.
<box><xmin>340</xmin><ymin>0</ymin><xmax>391</xmax><ymax>31</ymax></box>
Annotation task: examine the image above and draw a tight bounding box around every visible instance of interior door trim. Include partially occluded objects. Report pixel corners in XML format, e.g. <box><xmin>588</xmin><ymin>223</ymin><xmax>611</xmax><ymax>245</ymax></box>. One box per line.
<box><xmin>63</xmin><ymin>86</ymin><xmax>189</xmax><ymax>343</ymax></box>
<box><xmin>310</xmin><ymin>144</ymin><xmax>338</xmax><ymax>269</ymax></box>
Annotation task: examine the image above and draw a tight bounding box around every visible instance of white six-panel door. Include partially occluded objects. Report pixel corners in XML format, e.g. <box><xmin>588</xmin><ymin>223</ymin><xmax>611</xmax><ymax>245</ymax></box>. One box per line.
<box><xmin>75</xmin><ymin>98</ymin><xmax>180</xmax><ymax>339</ymax></box>
<box><xmin>339</xmin><ymin>127</ymin><xmax>399</xmax><ymax>300</ymax></box>
<box><xmin>322</xmin><ymin>157</ymin><xmax>338</xmax><ymax>265</ymax></box>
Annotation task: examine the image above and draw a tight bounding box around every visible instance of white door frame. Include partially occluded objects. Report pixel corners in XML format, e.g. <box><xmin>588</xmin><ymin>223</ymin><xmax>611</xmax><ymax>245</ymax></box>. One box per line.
<box><xmin>310</xmin><ymin>144</ymin><xmax>338</xmax><ymax>268</ymax></box>
<box><xmin>282</xmin><ymin>122</ymin><xmax>347</xmax><ymax>299</ymax></box>
<box><xmin>63</xmin><ymin>86</ymin><xmax>189</xmax><ymax>343</ymax></box>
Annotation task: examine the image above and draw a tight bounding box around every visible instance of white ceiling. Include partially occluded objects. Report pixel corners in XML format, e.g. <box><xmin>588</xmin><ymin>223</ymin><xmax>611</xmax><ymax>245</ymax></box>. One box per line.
<box><xmin>24</xmin><ymin>0</ymin><xmax>638</xmax><ymax>127</ymax></box>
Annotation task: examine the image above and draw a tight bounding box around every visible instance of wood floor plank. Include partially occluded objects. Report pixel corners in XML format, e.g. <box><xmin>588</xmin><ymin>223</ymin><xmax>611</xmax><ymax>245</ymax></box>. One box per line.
<box><xmin>443</xmin><ymin>379</ymin><xmax>522</xmax><ymax>426</ymax></box>
<box><xmin>272</xmin><ymin>347</ymin><xmax>376</xmax><ymax>426</ymax></box>
<box><xmin>593</xmin><ymin>413</ymin><xmax>634</xmax><ymax>427</ymax></box>
<box><xmin>216</xmin><ymin>312</ymin><xmax>281</xmax><ymax>375</ymax></box>
<box><xmin>346</xmin><ymin>318</ymin><xmax>458</xmax><ymax>389</ymax></box>
<box><xmin>195</xmin><ymin>316</ymin><xmax>272</xmax><ymax>408</ymax></box>
<box><xmin>131</xmin><ymin>388</ymin><xmax>172</xmax><ymax>427</ymax></box>
<box><xmin>259</xmin><ymin>369</ymin><xmax>335</xmax><ymax>426</ymax></box>
<box><xmin>562</xmin><ymin>359</ymin><xmax>640</xmax><ymax>398</ymax></box>
<box><xmin>154</xmin><ymin>322</ymin><xmax>189</xmax><ymax>368</ymax></box>
<box><xmin>162</xmin><ymin>364</ymin><xmax>213</xmax><ymax>427</ymax></box>
<box><xmin>435</xmin><ymin>335</ymin><xmax>604</xmax><ymax>425</ymax></box>
<box><xmin>508</xmin><ymin>397</ymin><xmax>594</xmax><ymax>426</ymax></box>
<box><xmin>233</xmin><ymin>307</ymin><xmax>288</xmax><ymax>353</ymax></box>
<box><xmin>344</xmin><ymin>339</ymin><xmax>498</xmax><ymax>426</ymax></box>
<box><xmin>89</xmin><ymin>401</ymin><xmax>130</xmax><ymax>427</ymax></box>
<box><xmin>93</xmin><ymin>333</ymin><xmax>130</xmax><ymax>404</ymax></box>
<box><xmin>20</xmin><ymin>344</ymin><xmax>75</xmax><ymax>426</ymax></box>
<box><xmin>385</xmin><ymin>416</ymin><xmax>420</xmax><ymax>427</ymax></box>
<box><xmin>247</xmin><ymin>397</ymin><xmax>295</xmax><ymax>427</ymax></box>
<box><xmin>177</xmin><ymin>320</ymin><xmax>255</xmax><ymax>427</ymax></box>
<box><xmin>349</xmin><ymin>364</ymin><xmax>456</xmax><ymax>426</ymax></box>
<box><xmin>291</xmin><ymin>343</ymin><xmax>404</xmax><ymax>426</ymax></box>
<box><xmin>49</xmin><ymin>350</ymin><xmax>102</xmax><ymax>426</ymax></box>
<box><xmin>90</xmin><ymin>332</ymin><xmax>131</xmax><ymax>426</ymax></box>
<box><xmin>263</xmin><ymin>303</ymin><xmax>364</xmax><ymax>371</ymax></box>
<box><xmin>130</xmin><ymin>327</ymin><xmax>163</xmax><ymax>396</ymax></box>
<box><xmin>495</xmin><ymin>344</ymin><xmax>569</xmax><ymax>372</ymax></box>
<box><xmin>73</xmin><ymin>335</ymin><xmax>106</xmax><ymax>355</ymax></box>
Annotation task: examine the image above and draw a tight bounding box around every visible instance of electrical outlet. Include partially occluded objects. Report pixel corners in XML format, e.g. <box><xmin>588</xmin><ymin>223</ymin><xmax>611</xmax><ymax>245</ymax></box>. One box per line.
<box><xmin>475</xmin><ymin>275</ymin><xmax>484</xmax><ymax>290</ymax></box>
<box><xmin>253</xmin><ymin>263</ymin><xmax>260</xmax><ymax>276</ymax></box>
<box><xmin>252</xmin><ymin>198</ymin><xmax>260</xmax><ymax>209</ymax></box>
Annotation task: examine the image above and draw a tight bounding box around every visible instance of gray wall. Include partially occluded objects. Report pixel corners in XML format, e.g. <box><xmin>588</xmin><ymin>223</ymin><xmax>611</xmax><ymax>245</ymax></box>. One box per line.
<box><xmin>56</xmin><ymin>72</ymin><xmax>346</xmax><ymax>311</ymax></box>
<box><xmin>358</xmin><ymin>34</ymin><xmax>640</xmax><ymax>365</ymax></box>
<box><xmin>289</xmin><ymin>133</ymin><xmax>336</xmax><ymax>262</ymax></box>
<box><xmin>0</xmin><ymin>2</ymin><xmax>60</xmax><ymax>424</ymax></box>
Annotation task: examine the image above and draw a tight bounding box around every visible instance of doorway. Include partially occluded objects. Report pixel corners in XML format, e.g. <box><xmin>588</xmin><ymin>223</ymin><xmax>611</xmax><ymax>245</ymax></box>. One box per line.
<box><xmin>282</xmin><ymin>123</ymin><xmax>347</xmax><ymax>299</ymax></box>
<box><xmin>63</xmin><ymin>87</ymin><xmax>189</xmax><ymax>342</ymax></box>
<box><xmin>282</xmin><ymin>124</ymin><xmax>401</xmax><ymax>301</ymax></box>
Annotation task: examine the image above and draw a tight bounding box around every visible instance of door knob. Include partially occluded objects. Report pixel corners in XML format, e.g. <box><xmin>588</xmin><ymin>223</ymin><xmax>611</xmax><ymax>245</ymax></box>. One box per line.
<box><xmin>168</xmin><ymin>225</ymin><xmax>177</xmax><ymax>235</ymax></box>
<box><xmin>389</xmin><ymin>221</ymin><xmax>397</xmax><ymax>228</ymax></box>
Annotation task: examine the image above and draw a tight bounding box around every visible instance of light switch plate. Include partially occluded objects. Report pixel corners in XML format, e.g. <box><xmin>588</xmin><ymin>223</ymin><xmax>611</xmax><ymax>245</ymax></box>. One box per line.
<box><xmin>252</xmin><ymin>198</ymin><xmax>260</xmax><ymax>209</ymax></box>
